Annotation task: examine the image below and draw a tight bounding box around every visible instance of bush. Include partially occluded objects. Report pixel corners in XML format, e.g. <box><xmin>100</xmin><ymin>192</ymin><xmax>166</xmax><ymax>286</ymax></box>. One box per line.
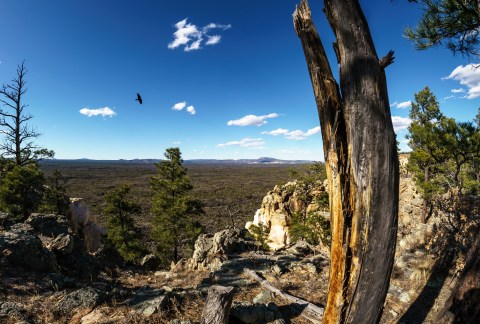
<box><xmin>0</xmin><ymin>164</ymin><xmax>45</xmax><ymax>220</ymax></box>
<box><xmin>290</xmin><ymin>211</ymin><xmax>331</xmax><ymax>247</ymax></box>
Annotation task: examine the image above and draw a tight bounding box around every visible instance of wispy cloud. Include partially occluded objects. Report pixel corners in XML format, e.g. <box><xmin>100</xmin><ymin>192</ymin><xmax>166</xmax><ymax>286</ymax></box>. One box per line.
<box><xmin>217</xmin><ymin>137</ymin><xmax>265</xmax><ymax>149</ymax></box>
<box><xmin>206</xmin><ymin>35</ymin><xmax>221</xmax><ymax>45</ymax></box>
<box><xmin>79</xmin><ymin>107</ymin><xmax>116</xmax><ymax>117</ymax></box>
<box><xmin>390</xmin><ymin>100</ymin><xmax>412</xmax><ymax>109</ymax></box>
<box><xmin>172</xmin><ymin>102</ymin><xmax>187</xmax><ymax>111</ymax></box>
<box><xmin>227</xmin><ymin>113</ymin><xmax>279</xmax><ymax>126</ymax></box>
<box><xmin>173</xmin><ymin>141</ymin><xmax>182</xmax><ymax>145</ymax></box>
<box><xmin>443</xmin><ymin>64</ymin><xmax>480</xmax><ymax>99</ymax></box>
<box><xmin>451</xmin><ymin>88</ymin><xmax>465</xmax><ymax>93</ymax></box>
<box><xmin>262</xmin><ymin>126</ymin><xmax>320</xmax><ymax>140</ymax></box>
<box><xmin>168</xmin><ymin>18</ymin><xmax>231</xmax><ymax>52</ymax></box>
<box><xmin>443</xmin><ymin>95</ymin><xmax>455</xmax><ymax>100</ymax></box>
<box><xmin>187</xmin><ymin>106</ymin><xmax>196</xmax><ymax>115</ymax></box>
<box><xmin>391</xmin><ymin>116</ymin><xmax>411</xmax><ymax>132</ymax></box>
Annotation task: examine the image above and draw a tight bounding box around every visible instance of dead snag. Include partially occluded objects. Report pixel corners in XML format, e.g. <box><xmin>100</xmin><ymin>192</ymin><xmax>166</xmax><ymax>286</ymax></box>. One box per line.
<box><xmin>293</xmin><ymin>1</ymin><xmax>399</xmax><ymax>323</ymax></box>
<box><xmin>200</xmin><ymin>285</ymin><xmax>234</xmax><ymax>324</ymax></box>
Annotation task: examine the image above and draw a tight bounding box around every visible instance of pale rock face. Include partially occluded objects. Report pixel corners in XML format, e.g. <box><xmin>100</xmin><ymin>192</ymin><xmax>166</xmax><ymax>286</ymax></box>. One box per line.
<box><xmin>67</xmin><ymin>198</ymin><xmax>104</xmax><ymax>253</ymax></box>
<box><xmin>246</xmin><ymin>180</ymin><xmax>327</xmax><ymax>250</ymax></box>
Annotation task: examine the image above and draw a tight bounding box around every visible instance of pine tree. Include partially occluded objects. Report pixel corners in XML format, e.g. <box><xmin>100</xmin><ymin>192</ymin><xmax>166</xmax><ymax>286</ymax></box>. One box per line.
<box><xmin>151</xmin><ymin>147</ymin><xmax>203</xmax><ymax>266</ymax></box>
<box><xmin>104</xmin><ymin>184</ymin><xmax>145</xmax><ymax>263</ymax></box>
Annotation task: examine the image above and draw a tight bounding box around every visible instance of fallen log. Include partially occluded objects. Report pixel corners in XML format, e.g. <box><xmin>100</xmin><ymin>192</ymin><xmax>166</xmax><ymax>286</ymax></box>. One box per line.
<box><xmin>243</xmin><ymin>268</ymin><xmax>324</xmax><ymax>323</ymax></box>
<box><xmin>200</xmin><ymin>285</ymin><xmax>235</xmax><ymax>324</ymax></box>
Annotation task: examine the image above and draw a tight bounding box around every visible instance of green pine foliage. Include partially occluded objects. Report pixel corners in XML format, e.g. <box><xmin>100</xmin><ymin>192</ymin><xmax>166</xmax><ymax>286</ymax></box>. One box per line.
<box><xmin>104</xmin><ymin>183</ymin><xmax>146</xmax><ymax>263</ymax></box>
<box><xmin>40</xmin><ymin>170</ymin><xmax>70</xmax><ymax>215</ymax></box>
<box><xmin>290</xmin><ymin>211</ymin><xmax>331</xmax><ymax>247</ymax></box>
<box><xmin>405</xmin><ymin>0</ymin><xmax>480</xmax><ymax>57</ymax></box>
<box><xmin>0</xmin><ymin>164</ymin><xmax>45</xmax><ymax>220</ymax></box>
<box><xmin>246</xmin><ymin>223</ymin><xmax>271</xmax><ymax>251</ymax></box>
<box><xmin>407</xmin><ymin>87</ymin><xmax>480</xmax><ymax>219</ymax></box>
<box><xmin>151</xmin><ymin>147</ymin><xmax>203</xmax><ymax>266</ymax></box>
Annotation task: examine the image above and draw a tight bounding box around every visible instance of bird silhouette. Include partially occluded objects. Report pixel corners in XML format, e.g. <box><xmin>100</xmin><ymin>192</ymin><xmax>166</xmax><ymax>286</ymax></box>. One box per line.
<box><xmin>135</xmin><ymin>93</ymin><xmax>143</xmax><ymax>104</ymax></box>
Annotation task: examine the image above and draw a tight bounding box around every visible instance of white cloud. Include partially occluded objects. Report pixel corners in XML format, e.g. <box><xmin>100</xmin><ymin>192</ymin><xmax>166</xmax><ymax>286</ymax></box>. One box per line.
<box><xmin>227</xmin><ymin>113</ymin><xmax>279</xmax><ymax>126</ymax></box>
<box><xmin>390</xmin><ymin>100</ymin><xmax>412</xmax><ymax>109</ymax></box>
<box><xmin>172</xmin><ymin>102</ymin><xmax>187</xmax><ymax>111</ymax></box>
<box><xmin>451</xmin><ymin>88</ymin><xmax>465</xmax><ymax>93</ymax></box>
<box><xmin>187</xmin><ymin>106</ymin><xmax>196</xmax><ymax>115</ymax></box>
<box><xmin>444</xmin><ymin>64</ymin><xmax>480</xmax><ymax>99</ymax></box>
<box><xmin>217</xmin><ymin>137</ymin><xmax>265</xmax><ymax>149</ymax></box>
<box><xmin>262</xmin><ymin>126</ymin><xmax>321</xmax><ymax>140</ymax></box>
<box><xmin>206</xmin><ymin>35</ymin><xmax>221</xmax><ymax>45</ymax></box>
<box><xmin>79</xmin><ymin>107</ymin><xmax>116</xmax><ymax>117</ymax></box>
<box><xmin>168</xmin><ymin>18</ymin><xmax>231</xmax><ymax>52</ymax></box>
<box><xmin>391</xmin><ymin>116</ymin><xmax>411</xmax><ymax>132</ymax></box>
<box><xmin>443</xmin><ymin>95</ymin><xmax>455</xmax><ymax>100</ymax></box>
<box><xmin>173</xmin><ymin>141</ymin><xmax>182</xmax><ymax>145</ymax></box>
<box><xmin>261</xmin><ymin>128</ymin><xmax>289</xmax><ymax>136</ymax></box>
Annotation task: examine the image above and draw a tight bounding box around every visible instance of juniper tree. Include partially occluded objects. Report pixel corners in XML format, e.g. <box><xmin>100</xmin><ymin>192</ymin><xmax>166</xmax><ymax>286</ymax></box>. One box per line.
<box><xmin>104</xmin><ymin>184</ymin><xmax>145</xmax><ymax>262</ymax></box>
<box><xmin>151</xmin><ymin>147</ymin><xmax>203</xmax><ymax>265</ymax></box>
<box><xmin>0</xmin><ymin>164</ymin><xmax>44</xmax><ymax>220</ymax></box>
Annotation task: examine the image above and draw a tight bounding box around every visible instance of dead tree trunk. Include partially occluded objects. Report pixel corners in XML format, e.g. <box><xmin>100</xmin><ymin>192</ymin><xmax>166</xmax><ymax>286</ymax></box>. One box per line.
<box><xmin>200</xmin><ymin>285</ymin><xmax>235</xmax><ymax>324</ymax></box>
<box><xmin>293</xmin><ymin>1</ymin><xmax>399</xmax><ymax>323</ymax></box>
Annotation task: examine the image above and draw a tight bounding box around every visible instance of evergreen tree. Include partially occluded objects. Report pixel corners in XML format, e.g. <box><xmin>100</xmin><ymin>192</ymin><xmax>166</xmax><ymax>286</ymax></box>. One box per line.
<box><xmin>0</xmin><ymin>164</ymin><xmax>44</xmax><ymax>220</ymax></box>
<box><xmin>104</xmin><ymin>184</ymin><xmax>145</xmax><ymax>263</ymax></box>
<box><xmin>40</xmin><ymin>170</ymin><xmax>70</xmax><ymax>215</ymax></box>
<box><xmin>151</xmin><ymin>147</ymin><xmax>203</xmax><ymax>265</ymax></box>
<box><xmin>407</xmin><ymin>87</ymin><xmax>480</xmax><ymax>220</ymax></box>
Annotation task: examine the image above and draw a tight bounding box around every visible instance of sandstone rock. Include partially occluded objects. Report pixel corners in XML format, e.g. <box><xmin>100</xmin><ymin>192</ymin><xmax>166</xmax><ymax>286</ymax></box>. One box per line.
<box><xmin>0</xmin><ymin>223</ymin><xmax>57</xmax><ymax>272</ymax></box>
<box><xmin>141</xmin><ymin>254</ymin><xmax>160</xmax><ymax>270</ymax></box>
<box><xmin>54</xmin><ymin>287</ymin><xmax>101</xmax><ymax>317</ymax></box>
<box><xmin>246</xmin><ymin>180</ymin><xmax>328</xmax><ymax>250</ymax></box>
<box><xmin>285</xmin><ymin>240</ymin><xmax>314</xmax><ymax>257</ymax></box>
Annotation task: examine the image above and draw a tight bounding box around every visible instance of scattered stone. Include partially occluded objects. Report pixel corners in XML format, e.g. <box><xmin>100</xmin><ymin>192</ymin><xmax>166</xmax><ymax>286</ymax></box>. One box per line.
<box><xmin>49</xmin><ymin>233</ymin><xmax>74</xmax><ymax>255</ymax></box>
<box><xmin>141</xmin><ymin>254</ymin><xmax>160</xmax><ymax>270</ymax></box>
<box><xmin>253</xmin><ymin>290</ymin><xmax>273</xmax><ymax>304</ymax></box>
<box><xmin>0</xmin><ymin>301</ymin><xmax>25</xmax><ymax>318</ymax></box>
<box><xmin>0</xmin><ymin>223</ymin><xmax>57</xmax><ymax>272</ymax></box>
<box><xmin>80</xmin><ymin>307</ymin><xmax>126</xmax><ymax>324</ymax></box>
<box><xmin>230</xmin><ymin>301</ymin><xmax>275</xmax><ymax>324</ymax></box>
<box><xmin>54</xmin><ymin>287</ymin><xmax>101</xmax><ymax>317</ymax></box>
<box><xmin>399</xmin><ymin>292</ymin><xmax>411</xmax><ymax>303</ymax></box>
<box><xmin>46</xmin><ymin>273</ymin><xmax>75</xmax><ymax>291</ymax></box>
<box><xmin>285</xmin><ymin>240</ymin><xmax>313</xmax><ymax>257</ymax></box>
<box><xmin>128</xmin><ymin>287</ymin><xmax>170</xmax><ymax>316</ymax></box>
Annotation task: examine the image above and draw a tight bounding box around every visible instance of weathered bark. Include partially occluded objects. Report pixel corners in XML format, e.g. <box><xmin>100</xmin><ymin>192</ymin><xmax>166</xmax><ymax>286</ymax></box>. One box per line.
<box><xmin>244</xmin><ymin>268</ymin><xmax>324</xmax><ymax>323</ymax></box>
<box><xmin>293</xmin><ymin>1</ymin><xmax>399</xmax><ymax>323</ymax></box>
<box><xmin>200</xmin><ymin>285</ymin><xmax>234</xmax><ymax>324</ymax></box>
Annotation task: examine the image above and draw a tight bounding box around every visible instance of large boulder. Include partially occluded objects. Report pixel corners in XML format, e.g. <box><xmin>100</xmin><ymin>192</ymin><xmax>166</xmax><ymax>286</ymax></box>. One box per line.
<box><xmin>25</xmin><ymin>213</ymin><xmax>70</xmax><ymax>237</ymax></box>
<box><xmin>54</xmin><ymin>287</ymin><xmax>102</xmax><ymax>317</ymax></box>
<box><xmin>188</xmin><ymin>228</ymin><xmax>254</xmax><ymax>270</ymax></box>
<box><xmin>0</xmin><ymin>223</ymin><xmax>57</xmax><ymax>272</ymax></box>
<box><xmin>246</xmin><ymin>180</ymin><xmax>328</xmax><ymax>250</ymax></box>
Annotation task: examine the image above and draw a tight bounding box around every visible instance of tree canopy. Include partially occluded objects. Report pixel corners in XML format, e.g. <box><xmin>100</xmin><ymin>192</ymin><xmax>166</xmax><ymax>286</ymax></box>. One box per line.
<box><xmin>405</xmin><ymin>0</ymin><xmax>480</xmax><ymax>58</ymax></box>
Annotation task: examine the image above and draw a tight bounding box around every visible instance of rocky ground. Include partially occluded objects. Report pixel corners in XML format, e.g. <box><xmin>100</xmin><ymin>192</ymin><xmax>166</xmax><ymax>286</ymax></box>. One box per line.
<box><xmin>1</xmin><ymin>176</ymin><xmax>478</xmax><ymax>323</ymax></box>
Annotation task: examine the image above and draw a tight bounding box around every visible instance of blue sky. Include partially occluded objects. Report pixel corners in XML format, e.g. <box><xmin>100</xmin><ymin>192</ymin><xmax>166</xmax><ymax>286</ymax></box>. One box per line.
<box><xmin>0</xmin><ymin>0</ymin><xmax>478</xmax><ymax>160</ymax></box>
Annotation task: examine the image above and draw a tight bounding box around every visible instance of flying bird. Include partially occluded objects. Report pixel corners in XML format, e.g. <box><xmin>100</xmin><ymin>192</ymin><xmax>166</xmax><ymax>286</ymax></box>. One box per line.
<box><xmin>135</xmin><ymin>93</ymin><xmax>143</xmax><ymax>104</ymax></box>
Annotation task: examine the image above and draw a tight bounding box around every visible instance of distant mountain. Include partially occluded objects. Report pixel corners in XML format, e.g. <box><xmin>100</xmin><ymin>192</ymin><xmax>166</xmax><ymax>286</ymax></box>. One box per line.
<box><xmin>41</xmin><ymin>157</ymin><xmax>313</xmax><ymax>165</ymax></box>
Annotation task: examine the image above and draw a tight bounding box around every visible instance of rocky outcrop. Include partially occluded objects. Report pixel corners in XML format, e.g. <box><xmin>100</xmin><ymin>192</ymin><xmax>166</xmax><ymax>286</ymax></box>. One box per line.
<box><xmin>246</xmin><ymin>180</ymin><xmax>328</xmax><ymax>250</ymax></box>
<box><xmin>0</xmin><ymin>223</ymin><xmax>58</xmax><ymax>272</ymax></box>
<box><xmin>188</xmin><ymin>228</ymin><xmax>255</xmax><ymax>270</ymax></box>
